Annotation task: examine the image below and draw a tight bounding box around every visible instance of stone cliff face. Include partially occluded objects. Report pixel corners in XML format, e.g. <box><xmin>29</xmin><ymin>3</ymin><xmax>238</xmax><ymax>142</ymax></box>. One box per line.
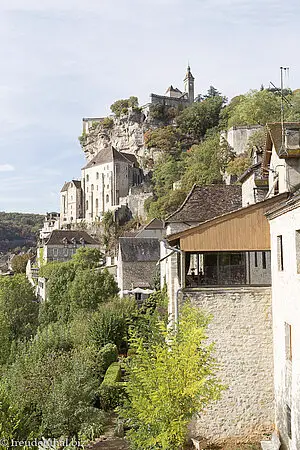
<box><xmin>81</xmin><ymin>109</ymin><xmax>154</xmax><ymax>162</ymax></box>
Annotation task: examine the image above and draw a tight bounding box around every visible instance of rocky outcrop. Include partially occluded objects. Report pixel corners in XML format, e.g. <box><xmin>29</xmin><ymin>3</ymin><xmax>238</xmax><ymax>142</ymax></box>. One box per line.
<box><xmin>81</xmin><ymin>109</ymin><xmax>152</xmax><ymax>162</ymax></box>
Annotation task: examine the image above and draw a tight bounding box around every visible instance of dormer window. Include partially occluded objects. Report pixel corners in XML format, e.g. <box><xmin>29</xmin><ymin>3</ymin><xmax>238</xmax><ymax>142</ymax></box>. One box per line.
<box><xmin>62</xmin><ymin>237</ymin><xmax>68</xmax><ymax>247</ymax></box>
<box><xmin>71</xmin><ymin>237</ymin><xmax>77</xmax><ymax>247</ymax></box>
<box><xmin>79</xmin><ymin>237</ymin><xmax>85</xmax><ymax>246</ymax></box>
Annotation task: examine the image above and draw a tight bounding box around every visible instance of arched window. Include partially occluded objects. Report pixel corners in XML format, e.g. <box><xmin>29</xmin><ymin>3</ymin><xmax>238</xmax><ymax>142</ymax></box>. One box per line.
<box><xmin>96</xmin><ymin>172</ymin><xmax>99</xmax><ymax>180</ymax></box>
<box><xmin>86</xmin><ymin>174</ymin><xmax>89</xmax><ymax>182</ymax></box>
<box><xmin>91</xmin><ymin>184</ymin><xmax>94</xmax><ymax>191</ymax></box>
<box><xmin>106</xmin><ymin>194</ymin><xmax>109</xmax><ymax>203</ymax></box>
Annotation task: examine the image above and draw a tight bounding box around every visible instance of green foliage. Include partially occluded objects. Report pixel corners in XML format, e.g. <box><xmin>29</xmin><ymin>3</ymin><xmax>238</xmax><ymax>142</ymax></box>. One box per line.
<box><xmin>149</xmin><ymin>104</ymin><xmax>182</xmax><ymax>123</ymax></box>
<box><xmin>102</xmin><ymin>362</ymin><xmax>122</xmax><ymax>385</ymax></box>
<box><xmin>181</xmin><ymin>133</ymin><xmax>234</xmax><ymax>191</ymax></box>
<box><xmin>96</xmin><ymin>343</ymin><xmax>118</xmax><ymax>377</ymax></box>
<box><xmin>152</xmin><ymin>155</ymin><xmax>185</xmax><ymax>198</ymax></box>
<box><xmin>226</xmin><ymin>90</ymin><xmax>281</xmax><ymax>127</ymax></box>
<box><xmin>121</xmin><ymin>303</ymin><xmax>223</xmax><ymax>450</ymax></box>
<box><xmin>71</xmin><ymin>247</ymin><xmax>104</xmax><ymax>269</ymax></box>
<box><xmin>147</xmin><ymin>189</ymin><xmax>187</xmax><ymax>220</ymax></box>
<box><xmin>11</xmin><ymin>253</ymin><xmax>32</xmax><ymax>274</ymax></box>
<box><xmin>78</xmin><ymin>131</ymin><xmax>87</xmax><ymax>146</ymax></box>
<box><xmin>0</xmin><ymin>275</ymin><xmax>38</xmax><ymax>342</ymax></box>
<box><xmin>226</xmin><ymin>154</ymin><xmax>252</xmax><ymax>177</ymax></box>
<box><xmin>177</xmin><ymin>95</ymin><xmax>225</xmax><ymax>141</ymax></box>
<box><xmin>90</xmin><ymin>298</ymin><xmax>137</xmax><ymax>353</ymax></box>
<box><xmin>144</xmin><ymin>126</ymin><xmax>182</xmax><ymax>156</ymax></box>
<box><xmin>68</xmin><ymin>268</ymin><xmax>119</xmax><ymax>316</ymax></box>
<box><xmin>0</xmin><ymin>211</ymin><xmax>43</xmax><ymax>253</ymax></box>
<box><xmin>246</xmin><ymin>128</ymin><xmax>266</xmax><ymax>153</ymax></box>
<box><xmin>110</xmin><ymin>96</ymin><xmax>139</xmax><ymax>117</ymax></box>
<box><xmin>102</xmin><ymin>117</ymin><xmax>114</xmax><ymax>129</ymax></box>
<box><xmin>99</xmin><ymin>363</ymin><xmax>126</xmax><ymax>411</ymax></box>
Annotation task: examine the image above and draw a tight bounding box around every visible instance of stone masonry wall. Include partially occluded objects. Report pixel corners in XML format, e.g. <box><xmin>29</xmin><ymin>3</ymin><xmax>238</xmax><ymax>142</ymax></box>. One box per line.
<box><xmin>182</xmin><ymin>287</ymin><xmax>274</xmax><ymax>443</ymax></box>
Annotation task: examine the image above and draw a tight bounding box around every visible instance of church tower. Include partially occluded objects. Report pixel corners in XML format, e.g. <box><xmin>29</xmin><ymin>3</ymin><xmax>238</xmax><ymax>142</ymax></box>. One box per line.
<box><xmin>184</xmin><ymin>65</ymin><xmax>195</xmax><ymax>103</ymax></box>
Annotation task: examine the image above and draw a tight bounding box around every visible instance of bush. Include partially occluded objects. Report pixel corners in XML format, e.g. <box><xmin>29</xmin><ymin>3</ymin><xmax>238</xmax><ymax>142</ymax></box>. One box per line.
<box><xmin>97</xmin><ymin>343</ymin><xmax>118</xmax><ymax>377</ymax></box>
<box><xmin>98</xmin><ymin>363</ymin><xmax>126</xmax><ymax>410</ymax></box>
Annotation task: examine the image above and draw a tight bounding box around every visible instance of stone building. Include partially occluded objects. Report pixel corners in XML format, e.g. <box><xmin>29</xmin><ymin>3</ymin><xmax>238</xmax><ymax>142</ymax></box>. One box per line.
<box><xmin>238</xmin><ymin>146</ymin><xmax>268</xmax><ymax>207</ymax></box>
<box><xmin>60</xmin><ymin>180</ymin><xmax>83</xmax><ymax>225</ymax></box>
<box><xmin>149</xmin><ymin>65</ymin><xmax>195</xmax><ymax>107</ymax></box>
<box><xmin>81</xmin><ymin>142</ymin><xmax>142</xmax><ymax>223</ymax></box>
<box><xmin>266</xmin><ymin>192</ymin><xmax>300</xmax><ymax>450</ymax></box>
<box><xmin>42</xmin><ymin>230</ymin><xmax>100</xmax><ymax>263</ymax></box>
<box><xmin>117</xmin><ymin>237</ymin><xmax>160</xmax><ymax>297</ymax></box>
<box><xmin>163</xmin><ymin>193</ymin><xmax>287</xmax><ymax>443</ymax></box>
<box><xmin>221</xmin><ymin>124</ymin><xmax>263</xmax><ymax>156</ymax></box>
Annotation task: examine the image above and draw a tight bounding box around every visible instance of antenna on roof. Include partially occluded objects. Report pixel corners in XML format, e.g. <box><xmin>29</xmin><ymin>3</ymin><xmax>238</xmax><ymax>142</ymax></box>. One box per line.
<box><xmin>269</xmin><ymin>67</ymin><xmax>290</xmax><ymax>156</ymax></box>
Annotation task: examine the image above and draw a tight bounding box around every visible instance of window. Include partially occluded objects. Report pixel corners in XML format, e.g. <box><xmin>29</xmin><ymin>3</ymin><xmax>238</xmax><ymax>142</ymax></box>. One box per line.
<box><xmin>86</xmin><ymin>174</ymin><xmax>89</xmax><ymax>182</ymax></box>
<box><xmin>285</xmin><ymin>322</ymin><xmax>292</xmax><ymax>362</ymax></box>
<box><xmin>262</xmin><ymin>251</ymin><xmax>267</xmax><ymax>269</ymax></box>
<box><xmin>53</xmin><ymin>248</ymin><xmax>58</xmax><ymax>257</ymax></box>
<box><xmin>254</xmin><ymin>252</ymin><xmax>258</xmax><ymax>267</ymax></box>
<box><xmin>95</xmin><ymin>198</ymin><xmax>98</xmax><ymax>210</ymax></box>
<box><xmin>64</xmin><ymin>248</ymin><xmax>68</xmax><ymax>257</ymax></box>
<box><xmin>277</xmin><ymin>235</ymin><xmax>283</xmax><ymax>271</ymax></box>
<box><xmin>91</xmin><ymin>184</ymin><xmax>94</xmax><ymax>191</ymax></box>
<box><xmin>106</xmin><ymin>194</ymin><xmax>109</xmax><ymax>203</ymax></box>
<box><xmin>286</xmin><ymin>404</ymin><xmax>292</xmax><ymax>439</ymax></box>
<box><xmin>96</xmin><ymin>172</ymin><xmax>99</xmax><ymax>180</ymax></box>
<box><xmin>86</xmin><ymin>200</ymin><xmax>88</xmax><ymax>210</ymax></box>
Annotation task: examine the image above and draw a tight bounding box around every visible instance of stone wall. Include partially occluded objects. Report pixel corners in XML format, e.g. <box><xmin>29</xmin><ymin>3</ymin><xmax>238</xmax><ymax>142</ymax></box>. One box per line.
<box><xmin>181</xmin><ymin>287</ymin><xmax>274</xmax><ymax>443</ymax></box>
<box><xmin>221</xmin><ymin>125</ymin><xmax>263</xmax><ymax>156</ymax></box>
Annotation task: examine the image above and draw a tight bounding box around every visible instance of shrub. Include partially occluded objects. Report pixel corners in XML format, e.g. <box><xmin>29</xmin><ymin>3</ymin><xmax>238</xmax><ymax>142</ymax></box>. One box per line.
<box><xmin>98</xmin><ymin>363</ymin><xmax>126</xmax><ymax>410</ymax></box>
<box><xmin>97</xmin><ymin>343</ymin><xmax>118</xmax><ymax>377</ymax></box>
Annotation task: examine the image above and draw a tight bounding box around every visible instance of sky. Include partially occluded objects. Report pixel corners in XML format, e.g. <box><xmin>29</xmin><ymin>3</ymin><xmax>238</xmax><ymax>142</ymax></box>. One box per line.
<box><xmin>0</xmin><ymin>0</ymin><xmax>300</xmax><ymax>213</ymax></box>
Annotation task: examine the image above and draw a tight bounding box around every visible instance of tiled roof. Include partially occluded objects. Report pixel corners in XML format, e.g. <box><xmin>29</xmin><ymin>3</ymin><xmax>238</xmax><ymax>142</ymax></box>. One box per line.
<box><xmin>166</xmin><ymin>184</ymin><xmax>242</xmax><ymax>223</ymax></box>
<box><xmin>60</xmin><ymin>180</ymin><xmax>81</xmax><ymax>192</ymax></box>
<box><xmin>119</xmin><ymin>237</ymin><xmax>160</xmax><ymax>263</ymax></box>
<box><xmin>238</xmin><ymin>162</ymin><xmax>261</xmax><ymax>183</ymax></box>
<box><xmin>45</xmin><ymin>230</ymin><xmax>99</xmax><ymax>246</ymax></box>
<box><xmin>121</xmin><ymin>152</ymin><xmax>139</xmax><ymax>167</ymax></box>
<box><xmin>82</xmin><ymin>146</ymin><xmax>132</xmax><ymax>170</ymax></box>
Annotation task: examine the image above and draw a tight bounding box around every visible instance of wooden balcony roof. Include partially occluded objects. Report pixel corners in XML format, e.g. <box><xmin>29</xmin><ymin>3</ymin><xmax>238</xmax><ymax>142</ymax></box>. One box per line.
<box><xmin>167</xmin><ymin>193</ymin><xmax>288</xmax><ymax>252</ymax></box>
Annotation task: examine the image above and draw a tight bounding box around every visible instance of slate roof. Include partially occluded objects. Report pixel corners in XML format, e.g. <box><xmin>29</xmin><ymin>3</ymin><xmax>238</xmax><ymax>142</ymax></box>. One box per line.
<box><xmin>45</xmin><ymin>230</ymin><xmax>99</xmax><ymax>246</ymax></box>
<box><xmin>144</xmin><ymin>218</ymin><xmax>164</xmax><ymax>230</ymax></box>
<box><xmin>238</xmin><ymin>162</ymin><xmax>261</xmax><ymax>183</ymax></box>
<box><xmin>60</xmin><ymin>180</ymin><xmax>81</xmax><ymax>192</ymax></box>
<box><xmin>119</xmin><ymin>237</ymin><xmax>160</xmax><ymax>263</ymax></box>
<box><xmin>166</xmin><ymin>184</ymin><xmax>242</xmax><ymax>223</ymax></box>
<box><xmin>82</xmin><ymin>146</ymin><xmax>134</xmax><ymax>170</ymax></box>
<box><xmin>121</xmin><ymin>152</ymin><xmax>139</xmax><ymax>167</ymax></box>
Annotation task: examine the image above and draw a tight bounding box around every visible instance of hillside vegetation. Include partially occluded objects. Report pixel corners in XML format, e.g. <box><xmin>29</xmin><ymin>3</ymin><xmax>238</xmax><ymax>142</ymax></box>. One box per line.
<box><xmin>144</xmin><ymin>87</ymin><xmax>300</xmax><ymax>219</ymax></box>
<box><xmin>0</xmin><ymin>212</ymin><xmax>44</xmax><ymax>253</ymax></box>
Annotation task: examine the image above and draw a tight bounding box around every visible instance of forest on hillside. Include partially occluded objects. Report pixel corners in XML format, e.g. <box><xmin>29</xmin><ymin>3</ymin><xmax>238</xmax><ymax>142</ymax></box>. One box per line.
<box><xmin>0</xmin><ymin>212</ymin><xmax>44</xmax><ymax>253</ymax></box>
<box><xmin>141</xmin><ymin>86</ymin><xmax>300</xmax><ymax>219</ymax></box>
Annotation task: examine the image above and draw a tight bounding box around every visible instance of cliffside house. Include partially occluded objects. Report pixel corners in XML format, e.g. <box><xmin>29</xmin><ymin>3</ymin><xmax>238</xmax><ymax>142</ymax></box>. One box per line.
<box><xmin>162</xmin><ymin>189</ymin><xmax>288</xmax><ymax>443</ymax></box>
<box><xmin>81</xmin><ymin>144</ymin><xmax>142</xmax><ymax>223</ymax></box>
<box><xmin>39</xmin><ymin>212</ymin><xmax>60</xmax><ymax>241</ymax></box>
<box><xmin>117</xmin><ymin>237</ymin><xmax>160</xmax><ymax>299</ymax></box>
<box><xmin>60</xmin><ymin>180</ymin><xmax>83</xmax><ymax>225</ymax></box>
<box><xmin>42</xmin><ymin>230</ymin><xmax>100</xmax><ymax>263</ymax></box>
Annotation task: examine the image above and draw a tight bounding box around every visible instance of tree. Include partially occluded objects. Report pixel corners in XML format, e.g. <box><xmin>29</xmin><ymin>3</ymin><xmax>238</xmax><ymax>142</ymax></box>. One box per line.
<box><xmin>147</xmin><ymin>189</ymin><xmax>187</xmax><ymax>220</ymax></box>
<box><xmin>110</xmin><ymin>97</ymin><xmax>139</xmax><ymax>117</ymax></box>
<box><xmin>11</xmin><ymin>254</ymin><xmax>32</xmax><ymax>274</ymax></box>
<box><xmin>226</xmin><ymin>90</ymin><xmax>281</xmax><ymax>127</ymax></box>
<box><xmin>68</xmin><ymin>268</ymin><xmax>119</xmax><ymax>316</ymax></box>
<box><xmin>181</xmin><ymin>133</ymin><xmax>233</xmax><ymax>191</ymax></box>
<box><xmin>204</xmin><ymin>85</ymin><xmax>223</xmax><ymax>99</ymax></box>
<box><xmin>144</xmin><ymin>126</ymin><xmax>182</xmax><ymax>156</ymax></box>
<box><xmin>152</xmin><ymin>155</ymin><xmax>185</xmax><ymax>198</ymax></box>
<box><xmin>226</xmin><ymin>153</ymin><xmax>252</xmax><ymax>177</ymax></box>
<box><xmin>177</xmin><ymin>95</ymin><xmax>225</xmax><ymax>141</ymax></box>
<box><xmin>71</xmin><ymin>247</ymin><xmax>104</xmax><ymax>269</ymax></box>
<box><xmin>121</xmin><ymin>303</ymin><xmax>224</xmax><ymax>450</ymax></box>
<box><xmin>0</xmin><ymin>275</ymin><xmax>38</xmax><ymax>342</ymax></box>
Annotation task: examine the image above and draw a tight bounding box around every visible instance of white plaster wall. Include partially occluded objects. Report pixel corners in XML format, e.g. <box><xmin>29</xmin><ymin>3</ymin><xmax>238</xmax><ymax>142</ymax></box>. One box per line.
<box><xmin>223</xmin><ymin>126</ymin><xmax>263</xmax><ymax>156</ymax></box>
<box><xmin>269</xmin><ymin>207</ymin><xmax>300</xmax><ymax>450</ymax></box>
<box><xmin>242</xmin><ymin>174</ymin><xmax>256</xmax><ymax>207</ymax></box>
<box><xmin>268</xmin><ymin>151</ymin><xmax>287</xmax><ymax>196</ymax></box>
<box><xmin>184</xmin><ymin>287</ymin><xmax>274</xmax><ymax>443</ymax></box>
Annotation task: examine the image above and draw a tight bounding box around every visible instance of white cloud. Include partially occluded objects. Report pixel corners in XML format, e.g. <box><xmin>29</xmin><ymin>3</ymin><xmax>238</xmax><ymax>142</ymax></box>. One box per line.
<box><xmin>0</xmin><ymin>164</ymin><xmax>15</xmax><ymax>172</ymax></box>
